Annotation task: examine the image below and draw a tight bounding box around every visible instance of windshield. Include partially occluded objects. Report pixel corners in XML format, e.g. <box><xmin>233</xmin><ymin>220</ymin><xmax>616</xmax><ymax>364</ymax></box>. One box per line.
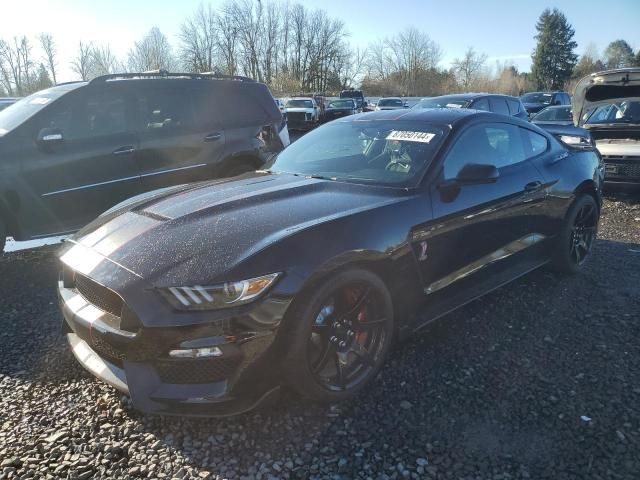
<box><xmin>328</xmin><ymin>100</ymin><xmax>354</xmax><ymax>109</ymax></box>
<box><xmin>0</xmin><ymin>87</ymin><xmax>70</xmax><ymax>136</ymax></box>
<box><xmin>585</xmin><ymin>101</ymin><xmax>640</xmax><ymax>125</ymax></box>
<box><xmin>521</xmin><ymin>92</ymin><xmax>553</xmax><ymax>105</ymax></box>
<box><xmin>268</xmin><ymin>120</ymin><xmax>446</xmax><ymax>187</ymax></box>
<box><xmin>533</xmin><ymin>106</ymin><xmax>572</xmax><ymax>122</ymax></box>
<box><xmin>286</xmin><ymin>99</ymin><xmax>314</xmax><ymax>109</ymax></box>
<box><xmin>378</xmin><ymin>99</ymin><xmax>404</xmax><ymax>107</ymax></box>
<box><xmin>413</xmin><ymin>97</ymin><xmax>471</xmax><ymax>109</ymax></box>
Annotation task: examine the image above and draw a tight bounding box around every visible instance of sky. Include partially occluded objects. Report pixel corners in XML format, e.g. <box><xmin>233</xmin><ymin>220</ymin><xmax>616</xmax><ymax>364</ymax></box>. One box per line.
<box><xmin>1</xmin><ymin>0</ymin><xmax>639</xmax><ymax>83</ymax></box>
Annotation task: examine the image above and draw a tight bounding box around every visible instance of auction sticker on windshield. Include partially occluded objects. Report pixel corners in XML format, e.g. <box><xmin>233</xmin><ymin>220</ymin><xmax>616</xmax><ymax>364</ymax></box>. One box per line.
<box><xmin>386</xmin><ymin>131</ymin><xmax>436</xmax><ymax>143</ymax></box>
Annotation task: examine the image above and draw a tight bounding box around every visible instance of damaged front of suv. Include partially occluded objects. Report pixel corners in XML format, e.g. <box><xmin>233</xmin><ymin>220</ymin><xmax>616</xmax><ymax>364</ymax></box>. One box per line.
<box><xmin>574</xmin><ymin>68</ymin><xmax>640</xmax><ymax>186</ymax></box>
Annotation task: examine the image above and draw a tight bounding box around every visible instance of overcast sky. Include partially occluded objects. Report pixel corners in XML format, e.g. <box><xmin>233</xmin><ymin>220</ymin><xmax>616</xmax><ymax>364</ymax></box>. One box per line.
<box><xmin>1</xmin><ymin>0</ymin><xmax>639</xmax><ymax>83</ymax></box>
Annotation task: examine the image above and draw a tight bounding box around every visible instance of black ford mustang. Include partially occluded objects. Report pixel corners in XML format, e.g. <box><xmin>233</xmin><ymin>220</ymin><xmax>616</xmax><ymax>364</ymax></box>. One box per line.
<box><xmin>58</xmin><ymin>109</ymin><xmax>604</xmax><ymax>416</ymax></box>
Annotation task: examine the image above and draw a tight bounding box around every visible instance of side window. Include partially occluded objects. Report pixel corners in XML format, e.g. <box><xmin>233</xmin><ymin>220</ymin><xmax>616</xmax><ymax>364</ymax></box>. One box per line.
<box><xmin>35</xmin><ymin>90</ymin><xmax>127</xmax><ymax>140</ymax></box>
<box><xmin>83</xmin><ymin>91</ymin><xmax>128</xmax><ymax>138</ymax></box>
<box><xmin>507</xmin><ymin>99</ymin><xmax>521</xmax><ymax>115</ymax></box>
<box><xmin>138</xmin><ymin>88</ymin><xmax>195</xmax><ymax>132</ymax></box>
<box><xmin>489</xmin><ymin>98</ymin><xmax>510</xmax><ymax>116</ymax></box>
<box><xmin>470</xmin><ymin>98</ymin><xmax>490</xmax><ymax>111</ymax></box>
<box><xmin>521</xmin><ymin>128</ymin><xmax>549</xmax><ymax>157</ymax></box>
<box><xmin>443</xmin><ymin>123</ymin><xmax>526</xmax><ymax>179</ymax></box>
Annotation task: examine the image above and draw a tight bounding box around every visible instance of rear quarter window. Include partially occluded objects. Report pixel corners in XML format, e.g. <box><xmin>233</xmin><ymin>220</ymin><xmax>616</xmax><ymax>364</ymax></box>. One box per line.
<box><xmin>490</xmin><ymin>98</ymin><xmax>510</xmax><ymax>116</ymax></box>
<box><xmin>507</xmin><ymin>99</ymin><xmax>521</xmax><ymax>115</ymax></box>
<box><xmin>521</xmin><ymin>128</ymin><xmax>549</xmax><ymax>157</ymax></box>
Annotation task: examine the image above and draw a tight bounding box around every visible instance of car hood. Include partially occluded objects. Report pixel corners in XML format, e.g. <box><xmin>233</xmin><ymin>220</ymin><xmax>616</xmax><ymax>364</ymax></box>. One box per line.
<box><xmin>63</xmin><ymin>173</ymin><xmax>405</xmax><ymax>286</ymax></box>
<box><xmin>573</xmin><ymin>68</ymin><xmax>640</xmax><ymax>126</ymax></box>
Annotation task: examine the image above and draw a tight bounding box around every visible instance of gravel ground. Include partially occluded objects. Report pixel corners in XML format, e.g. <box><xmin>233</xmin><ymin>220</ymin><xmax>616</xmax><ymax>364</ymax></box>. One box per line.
<box><xmin>1</xmin><ymin>193</ymin><xmax>639</xmax><ymax>480</ymax></box>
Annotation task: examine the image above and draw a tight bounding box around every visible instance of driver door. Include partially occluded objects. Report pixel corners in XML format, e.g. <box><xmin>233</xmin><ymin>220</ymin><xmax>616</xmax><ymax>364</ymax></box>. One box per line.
<box><xmin>414</xmin><ymin>122</ymin><xmax>547</xmax><ymax>301</ymax></box>
<box><xmin>19</xmin><ymin>86</ymin><xmax>142</xmax><ymax>236</ymax></box>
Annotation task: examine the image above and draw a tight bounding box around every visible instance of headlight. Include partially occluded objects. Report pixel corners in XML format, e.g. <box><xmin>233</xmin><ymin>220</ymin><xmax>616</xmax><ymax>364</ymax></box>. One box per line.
<box><xmin>558</xmin><ymin>135</ymin><xmax>593</xmax><ymax>147</ymax></box>
<box><xmin>160</xmin><ymin>273</ymin><xmax>281</xmax><ymax>310</ymax></box>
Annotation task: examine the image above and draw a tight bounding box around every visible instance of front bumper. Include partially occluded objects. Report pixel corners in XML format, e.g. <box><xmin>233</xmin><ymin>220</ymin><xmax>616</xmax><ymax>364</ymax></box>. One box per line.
<box><xmin>601</xmin><ymin>156</ymin><xmax>640</xmax><ymax>185</ymax></box>
<box><xmin>58</xmin><ymin>275</ymin><xmax>287</xmax><ymax>416</ymax></box>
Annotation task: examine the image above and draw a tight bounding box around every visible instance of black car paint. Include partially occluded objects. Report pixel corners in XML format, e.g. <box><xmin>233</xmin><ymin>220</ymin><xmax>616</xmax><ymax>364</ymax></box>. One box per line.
<box><xmin>414</xmin><ymin>94</ymin><xmax>528</xmax><ymax>119</ymax></box>
<box><xmin>58</xmin><ymin>110</ymin><xmax>603</xmax><ymax>416</ymax></box>
<box><xmin>0</xmin><ymin>77</ymin><xmax>284</xmax><ymax>245</ymax></box>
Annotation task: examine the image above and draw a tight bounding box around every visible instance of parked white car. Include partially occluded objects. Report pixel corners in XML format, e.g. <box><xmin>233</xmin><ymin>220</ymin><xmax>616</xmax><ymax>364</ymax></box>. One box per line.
<box><xmin>285</xmin><ymin>97</ymin><xmax>320</xmax><ymax>130</ymax></box>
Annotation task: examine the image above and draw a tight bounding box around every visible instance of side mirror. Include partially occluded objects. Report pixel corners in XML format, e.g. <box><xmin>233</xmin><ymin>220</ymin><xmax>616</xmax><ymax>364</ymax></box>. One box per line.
<box><xmin>37</xmin><ymin>127</ymin><xmax>64</xmax><ymax>148</ymax></box>
<box><xmin>456</xmin><ymin>163</ymin><xmax>499</xmax><ymax>184</ymax></box>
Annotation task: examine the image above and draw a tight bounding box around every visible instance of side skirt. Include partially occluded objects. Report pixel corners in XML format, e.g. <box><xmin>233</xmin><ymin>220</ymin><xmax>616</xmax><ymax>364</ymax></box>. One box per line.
<box><xmin>410</xmin><ymin>258</ymin><xmax>549</xmax><ymax>336</ymax></box>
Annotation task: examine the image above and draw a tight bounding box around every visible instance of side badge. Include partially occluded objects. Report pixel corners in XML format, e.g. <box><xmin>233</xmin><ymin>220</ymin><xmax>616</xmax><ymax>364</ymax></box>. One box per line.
<box><xmin>418</xmin><ymin>240</ymin><xmax>428</xmax><ymax>261</ymax></box>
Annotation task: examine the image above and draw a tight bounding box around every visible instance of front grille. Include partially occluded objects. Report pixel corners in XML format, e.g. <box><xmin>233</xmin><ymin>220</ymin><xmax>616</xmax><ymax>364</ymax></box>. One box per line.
<box><xmin>75</xmin><ymin>274</ymin><xmax>123</xmax><ymax>317</ymax></box>
<box><xmin>602</xmin><ymin>155</ymin><xmax>640</xmax><ymax>179</ymax></box>
<box><xmin>91</xmin><ymin>337</ymin><xmax>125</xmax><ymax>367</ymax></box>
<box><xmin>287</xmin><ymin>112</ymin><xmax>308</xmax><ymax>125</ymax></box>
<box><xmin>155</xmin><ymin>356</ymin><xmax>242</xmax><ymax>384</ymax></box>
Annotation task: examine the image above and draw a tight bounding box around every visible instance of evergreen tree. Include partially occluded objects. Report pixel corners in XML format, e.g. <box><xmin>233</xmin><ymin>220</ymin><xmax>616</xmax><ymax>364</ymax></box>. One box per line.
<box><xmin>531</xmin><ymin>8</ymin><xmax>578</xmax><ymax>90</ymax></box>
<box><xmin>636</xmin><ymin>50</ymin><xmax>640</xmax><ymax>67</ymax></box>
<box><xmin>603</xmin><ymin>40</ymin><xmax>635</xmax><ymax>69</ymax></box>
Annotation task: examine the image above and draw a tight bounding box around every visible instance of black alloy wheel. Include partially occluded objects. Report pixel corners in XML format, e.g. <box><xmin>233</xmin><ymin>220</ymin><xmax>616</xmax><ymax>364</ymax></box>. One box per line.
<box><xmin>309</xmin><ymin>283</ymin><xmax>388</xmax><ymax>392</ymax></box>
<box><xmin>569</xmin><ymin>201</ymin><xmax>598</xmax><ymax>266</ymax></box>
<box><xmin>550</xmin><ymin>194</ymin><xmax>599</xmax><ymax>273</ymax></box>
<box><xmin>283</xmin><ymin>269</ymin><xmax>394</xmax><ymax>402</ymax></box>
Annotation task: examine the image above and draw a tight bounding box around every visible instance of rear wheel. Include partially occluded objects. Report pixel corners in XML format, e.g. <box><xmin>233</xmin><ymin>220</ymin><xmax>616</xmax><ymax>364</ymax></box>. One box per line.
<box><xmin>283</xmin><ymin>269</ymin><xmax>394</xmax><ymax>402</ymax></box>
<box><xmin>0</xmin><ymin>217</ymin><xmax>6</xmax><ymax>252</ymax></box>
<box><xmin>550</xmin><ymin>194</ymin><xmax>599</xmax><ymax>273</ymax></box>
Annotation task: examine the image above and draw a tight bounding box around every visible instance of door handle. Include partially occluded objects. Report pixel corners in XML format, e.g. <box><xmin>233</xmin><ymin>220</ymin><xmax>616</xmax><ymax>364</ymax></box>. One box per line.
<box><xmin>204</xmin><ymin>132</ymin><xmax>222</xmax><ymax>142</ymax></box>
<box><xmin>524</xmin><ymin>181</ymin><xmax>542</xmax><ymax>192</ymax></box>
<box><xmin>112</xmin><ymin>146</ymin><xmax>135</xmax><ymax>156</ymax></box>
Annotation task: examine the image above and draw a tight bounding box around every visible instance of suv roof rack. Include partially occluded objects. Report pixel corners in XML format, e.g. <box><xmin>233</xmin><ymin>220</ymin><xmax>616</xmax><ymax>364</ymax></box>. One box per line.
<box><xmin>89</xmin><ymin>70</ymin><xmax>255</xmax><ymax>84</ymax></box>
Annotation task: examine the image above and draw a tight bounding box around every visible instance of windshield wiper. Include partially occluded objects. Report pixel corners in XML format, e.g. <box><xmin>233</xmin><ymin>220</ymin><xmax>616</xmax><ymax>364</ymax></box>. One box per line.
<box><xmin>306</xmin><ymin>174</ymin><xmax>337</xmax><ymax>181</ymax></box>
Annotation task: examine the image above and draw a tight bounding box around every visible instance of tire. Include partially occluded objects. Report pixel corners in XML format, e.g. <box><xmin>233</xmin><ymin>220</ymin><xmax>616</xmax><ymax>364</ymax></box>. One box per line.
<box><xmin>221</xmin><ymin>159</ymin><xmax>256</xmax><ymax>178</ymax></box>
<box><xmin>550</xmin><ymin>194</ymin><xmax>599</xmax><ymax>274</ymax></box>
<box><xmin>282</xmin><ymin>268</ymin><xmax>394</xmax><ymax>403</ymax></box>
<box><xmin>0</xmin><ymin>216</ymin><xmax>6</xmax><ymax>253</ymax></box>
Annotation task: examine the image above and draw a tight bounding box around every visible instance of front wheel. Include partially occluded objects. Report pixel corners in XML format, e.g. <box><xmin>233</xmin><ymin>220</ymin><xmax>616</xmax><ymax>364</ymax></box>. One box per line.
<box><xmin>282</xmin><ymin>269</ymin><xmax>394</xmax><ymax>402</ymax></box>
<box><xmin>550</xmin><ymin>194</ymin><xmax>599</xmax><ymax>273</ymax></box>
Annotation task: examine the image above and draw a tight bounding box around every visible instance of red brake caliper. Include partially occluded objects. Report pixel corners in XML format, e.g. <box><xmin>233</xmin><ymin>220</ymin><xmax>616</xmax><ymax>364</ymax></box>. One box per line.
<box><xmin>345</xmin><ymin>287</ymin><xmax>368</xmax><ymax>345</ymax></box>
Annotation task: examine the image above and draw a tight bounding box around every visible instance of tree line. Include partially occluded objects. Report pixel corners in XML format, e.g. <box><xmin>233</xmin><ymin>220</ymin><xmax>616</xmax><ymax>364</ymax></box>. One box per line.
<box><xmin>1</xmin><ymin>2</ymin><xmax>639</xmax><ymax>98</ymax></box>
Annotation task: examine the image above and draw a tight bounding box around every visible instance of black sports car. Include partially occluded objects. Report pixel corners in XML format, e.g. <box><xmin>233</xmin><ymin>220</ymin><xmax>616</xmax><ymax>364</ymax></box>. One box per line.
<box><xmin>58</xmin><ymin>109</ymin><xmax>604</xmax><ymax>416</ymax></box>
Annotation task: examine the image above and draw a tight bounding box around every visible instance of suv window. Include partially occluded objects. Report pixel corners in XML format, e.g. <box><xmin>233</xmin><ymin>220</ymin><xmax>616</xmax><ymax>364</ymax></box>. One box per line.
<box><xmin>444</xmin><ymin>123</ymin><xmax>526</xmax><ymax>179</ymax></box>
<box><xmin>490</xmin><ymin>97</ymin><xmax>510</xmax><ymax>116</ymax></box>
<box><xmin>138</xmin><ymin>88</ymin><xmax>195</xmax><ymax>132</ymax></box>
<box><xmin>470</xmin><ymin>98</ymin><xmax>490</xmax><ymax>111</ymax></box>
<box><xmin>507</xmin><ymin>99</ymin><xmax>521</xmax><ymax>115</ymax></box>
<box><xmin>521</xmin><ymin>128</ymin><xmax>548</xmax><ymax>157</ymax></box>
<box><xmin>35</xmin><ymin>89</ymin><xmax>127</xmax><ymax>140</ymax></box>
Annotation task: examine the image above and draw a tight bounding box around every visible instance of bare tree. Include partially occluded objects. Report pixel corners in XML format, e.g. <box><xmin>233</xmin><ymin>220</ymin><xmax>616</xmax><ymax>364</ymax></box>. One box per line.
<box><xmin>216</xmin><ymin>2</ymin><xmax>239</xmax><ymax>75</ymax></box>
<box><xmin>38</xmin><ymin>33</ymin><xmax>57</xmax><ymax>84</ymax></box>
<box><xmin>90</xmin><ymin>45</ymin><xmax>120</xmax><ymax>78</ymax></box>
<box><xmin>71</xmin><ymin>41</ymin><xmax>93</xmax><ymax>81</ymax></box>
<box><xmin>0</xmin><ymin>36</ymin><xmax>36</xmax><ymax>95</ymax></box>
<box><xmin>452</xmin><ymin>47</ymin><xmax>488</xmax><ymax>91</ymax></box>
<box><xmin>128</xmin><ymin>27</ymin><xmax>176</xmax><ymax>72</ymax></box>
<box><xmin>179</xmin><ymin>3</ymin><xmax>219</xmax><ymax>72</ymax></box>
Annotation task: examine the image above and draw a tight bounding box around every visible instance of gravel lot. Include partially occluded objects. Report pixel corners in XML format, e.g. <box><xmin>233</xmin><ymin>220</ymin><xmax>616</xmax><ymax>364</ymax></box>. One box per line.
<box><xmin>1</xmin><ymin>193</ymin><xmax>639</xmax><ymax>480</ymax></box>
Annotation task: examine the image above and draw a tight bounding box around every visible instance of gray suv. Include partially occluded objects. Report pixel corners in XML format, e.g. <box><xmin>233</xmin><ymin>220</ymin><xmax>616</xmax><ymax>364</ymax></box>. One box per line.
<box><xmin>0</xmin><ymin>72</ymin><xmax>286</xmax><ymax>251</ymax></box>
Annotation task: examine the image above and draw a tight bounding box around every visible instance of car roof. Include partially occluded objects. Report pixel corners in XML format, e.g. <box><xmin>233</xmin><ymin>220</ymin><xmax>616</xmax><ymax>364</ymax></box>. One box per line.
<box><xmin>428</xmin><ymin>93</ymin><xmax>519</xmax><ymax>101</ymax></box>
<box><xmin>348</xmin><ymin>108</ymin><xmax>494</xmax><ymax>125</ymax></box>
